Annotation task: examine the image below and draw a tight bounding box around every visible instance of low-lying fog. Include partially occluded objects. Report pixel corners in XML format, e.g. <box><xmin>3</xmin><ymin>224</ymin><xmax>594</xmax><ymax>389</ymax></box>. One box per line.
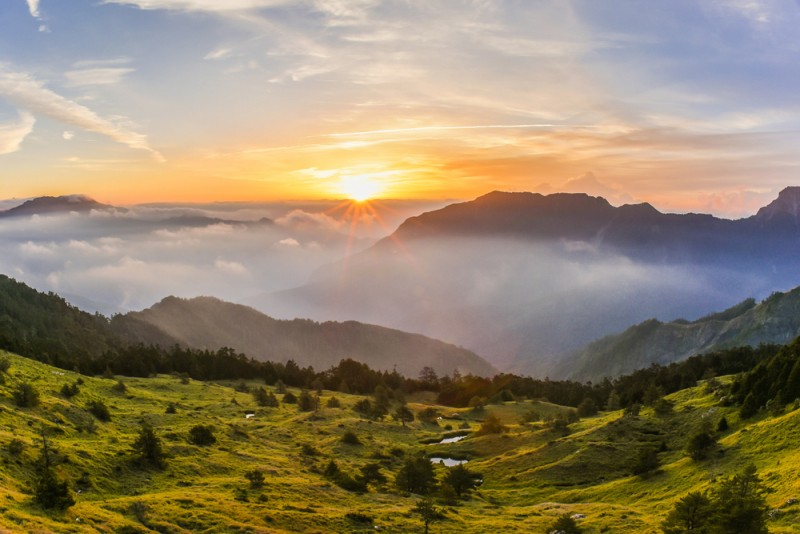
<box><xmin>1</xmin><ymin>198</ymin><xmax>792</xmax><ymax>376</ymax></box>
<box><xmin>0</xmin><ymin>199</ymin><xmax>447</xmax><ymax>314</ymax></box>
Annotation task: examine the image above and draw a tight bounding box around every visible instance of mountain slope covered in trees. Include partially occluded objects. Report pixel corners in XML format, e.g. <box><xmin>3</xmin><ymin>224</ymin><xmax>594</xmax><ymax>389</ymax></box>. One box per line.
<box><xmin>0</xmin><ymin>274</ymin><xmax>494</xmax><ymax>378</ymax></box>
<box><xmin>111</xmin><ymin>296</ymin><xmax>496</xmax><ymax>377</ymax></box>
<box><xmin>559</xmin><ymin>286</ymin><xmax>800</xmax><ymax>381</ymax></box>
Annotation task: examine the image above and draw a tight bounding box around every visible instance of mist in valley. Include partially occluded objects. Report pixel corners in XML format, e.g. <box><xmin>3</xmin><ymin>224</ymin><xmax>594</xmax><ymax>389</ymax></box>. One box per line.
<box><xmin>254</xmin><ymin>236</ymin><xmax>781</xmax><ymax>376</ymax></box>
<box><xmin>2</xmin><ymin>195</ymin><xmax>796</xmax><ymax>379</ymax></box>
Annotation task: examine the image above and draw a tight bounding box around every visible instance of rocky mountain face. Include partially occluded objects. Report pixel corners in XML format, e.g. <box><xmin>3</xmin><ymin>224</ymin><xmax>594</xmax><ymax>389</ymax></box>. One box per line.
<box><xmin>112</xmin><ymin>296</ymin><xmax>497</xmax><ymax>377</ymax></box>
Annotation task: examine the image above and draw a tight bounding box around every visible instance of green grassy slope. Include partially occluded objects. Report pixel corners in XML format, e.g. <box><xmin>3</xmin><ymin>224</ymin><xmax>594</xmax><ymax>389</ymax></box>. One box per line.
<box><xmin>1</xmin><ymin>351</ymin><xmax>798</xmax><ymax>533</ymax></box>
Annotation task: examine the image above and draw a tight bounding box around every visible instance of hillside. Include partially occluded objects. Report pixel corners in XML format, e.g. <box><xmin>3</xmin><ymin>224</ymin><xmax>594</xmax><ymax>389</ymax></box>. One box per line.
<box><xmin>0</xmin><ymin>274</ymin><xmax>117</xmax><ymax>370</ymax></box>
<box><xmin>111</xmin><ymin>296</ymin><xmax>496</xmax><ymax>378</ymax></box>
<box><xmin>1</xmin><ymin>349</ymin><xmax>799</xmax><ymax>532</ymax></box>
<box><xmin>560</xmin><ymin>286</ymin><xmax>800</xmax><ymax>381</ymax></box>
<box><xmin>0</xmin><ymin>275</ymin><xmax>494</xmax><ymax>380</ymax></box>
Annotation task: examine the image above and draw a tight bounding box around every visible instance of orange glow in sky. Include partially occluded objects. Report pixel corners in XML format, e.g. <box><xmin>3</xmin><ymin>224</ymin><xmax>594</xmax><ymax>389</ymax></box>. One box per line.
<box><xmin>2</xmin><ymin>2</ymin><xmax>799</xmax><ymax>217</ymax></box>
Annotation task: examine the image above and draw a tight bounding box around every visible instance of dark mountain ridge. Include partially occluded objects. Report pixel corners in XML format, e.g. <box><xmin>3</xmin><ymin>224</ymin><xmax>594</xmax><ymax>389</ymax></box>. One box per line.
<box><xmin>387</xmin><ymin>187</ymin><xmax>800</xmax><ymax>265</ymax></box>
<box><xmin>0</xmin><ymin>195</ymin><xmax>122</xmax><ymax>218</ymax></box>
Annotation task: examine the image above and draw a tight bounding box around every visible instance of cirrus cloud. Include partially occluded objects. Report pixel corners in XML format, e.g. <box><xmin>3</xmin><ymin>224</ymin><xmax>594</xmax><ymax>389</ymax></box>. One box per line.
<box><xmin>0</xmin><ymin>111</ymin><xmax>35</xmax><ymax>155</ymax></box>
<box><xmin>0</xmin><ymin>64</ymin><xmax>163</xmax><ymax>161</ymax></box>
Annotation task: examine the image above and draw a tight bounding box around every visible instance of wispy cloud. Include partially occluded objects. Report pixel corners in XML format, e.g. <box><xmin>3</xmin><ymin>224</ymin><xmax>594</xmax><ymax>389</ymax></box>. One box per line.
<box><xmin>65</xmin><ymin>67</ymin><xmax>136</xmax><ymax>87</ymax></box>
<box><xmin>102</xmin><ymin>0</ymin><xmax>294</xmax><ymax>11</ymax></box>
<box><xmin>0</xmin><ymin>65</ymin><xmax>162</xmax><ymax>161</ymax></box>
<box><xmin>325</xmin><ymin>124</ymin><xmax>557</xmax><ymax>138</ymax></box>
<box><xmin>26</xmin><ymin>0</ymin><xmax>40</xmax><ymax>18</ymax></box>
<box><xmin>0</xmin><ymin>111</ymin><xmax>35</xmax><ymax>155</ymax></box>
<box><xmin>204</xmin><ymin>47</ymin><xmax>233</xmax><ymax>60</ymax></box>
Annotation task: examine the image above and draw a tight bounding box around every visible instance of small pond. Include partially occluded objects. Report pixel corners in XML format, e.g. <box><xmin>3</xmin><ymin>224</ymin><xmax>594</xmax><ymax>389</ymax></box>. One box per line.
<box><xmin>430</xmin><ymin>457</ymin><xmax>468</xmax><ymax>467</ymax></box>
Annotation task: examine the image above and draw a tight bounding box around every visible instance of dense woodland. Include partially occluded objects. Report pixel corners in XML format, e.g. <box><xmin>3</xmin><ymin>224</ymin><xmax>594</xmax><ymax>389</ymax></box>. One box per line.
<box><xmin>0</xmin><ymin>274</ymin><xmax>793</xmax><ymax>421</ymax></box>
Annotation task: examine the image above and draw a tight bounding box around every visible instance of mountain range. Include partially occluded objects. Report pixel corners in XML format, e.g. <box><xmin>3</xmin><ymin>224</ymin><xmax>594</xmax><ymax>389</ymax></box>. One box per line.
<box><xmin>253</xmin><ymin>187</ymin><xmax>800</xmax><ymax>377</ymax></box>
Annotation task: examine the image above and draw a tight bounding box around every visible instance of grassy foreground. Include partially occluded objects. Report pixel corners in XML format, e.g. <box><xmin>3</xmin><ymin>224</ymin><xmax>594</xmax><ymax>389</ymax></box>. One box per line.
<box><xmin>1</xmin><ymin>350</ymin><xmax>799</xmax><ymax>533</ymax></box>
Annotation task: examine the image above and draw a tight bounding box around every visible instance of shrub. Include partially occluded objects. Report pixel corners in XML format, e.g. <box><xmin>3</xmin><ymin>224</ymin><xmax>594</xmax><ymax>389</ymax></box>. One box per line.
<box><xmin>188</xmin><ymin>425</ymin><xmax>216</xmax><ymax>446</ymax></box>
<box><xmin>34</xmin><ymin>467</ymin><xmax>75</xmax><ymax>510</ymax></box>
<box><xmin>165</xmin><ymin>402</ymin><xmax>177</xmax><ymax>414</ymax></box>
<box><xmin>341</xmin><ymin>430</ymin><xmax>361</xmax><ymax>445</ymax></box>
<box><xmin>301</xmin><ymin>443</ymin><xmax>320</xmax><ymax>456</ymax></box>
<box><xmin>717</xmin><ymin>416</ymin><xmax>729</xmax><ymax>432</ymax></box>
<box><xmin>13</xmin><ymin>382</ymin><xmax>40</xmax><ymax>408</ymax></box>
<box><xmin>7</xmin><ymin>438</ymin><xmax>24</xmax><ymax>455</ymax></box>
<box><xmin>345</xmin><ymin>512</ymin><xmax>373</xmax><ymax>526</ymax></box>
<box><xmin>245</xmin><ymin>469</ymin><xmax>265</xmax><ymax>489</ymax></box>
<box><xmin>298</xmin><ymin>390</ymin><xmax>318</xmax><ymax>412</ymax></box>
<box><xmin>633</xmin><ymin>447</ymin><xmax>660</xmax><ymax>476</ymax></box>
<box><xmin>359</xmin><ymin>463</ymin><xmax>386</xmax><ymax>486</ymax></box>
<box><xmin>60</xmin><ymin>383</ymin><xmax>80</xmax><ymax>399</ymax></box>
<box><xmin>327</xmin><ymin>396</ymin><xmax>341</xmax><ymax>408</ymax></box>
<box><xmin>253</xmin><ymin>387</ymin><xmax>279</xmax><ymax>407</ymax></box>
<box><xmin>0</xmin><ymin>355</ymin><xmax>10</xmax><ymax>373</ymax></box>
<box><xmin>476</xmin><ymin>413</ymin><xmax>506</xmax><ymax>435</ymax></box>
<box><xmin>86</xmin><ymin>400</ymin><xmax>111</xmax><ymax>421</ymax></box>
<box><xmin>549</xmin><ymin>514</ymin><xmax>582</xmax><ymax>534</ymax></box>
<box><xmin>112</xmin><ymin>380</ymin><xmax>127</xmax><ymax>394</ymax></box>
<box><xmin>686</xmin><ymin>430</ymin><xmax>716</xmax><ymax>461</ymax></box>
<box><xmin>282</xmin><ymin>391</ymin><xmax>297</xmax><ymax>404</ymax></box>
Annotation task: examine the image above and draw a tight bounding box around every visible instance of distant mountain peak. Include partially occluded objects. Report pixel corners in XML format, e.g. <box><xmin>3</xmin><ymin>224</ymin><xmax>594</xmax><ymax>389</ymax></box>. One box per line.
<box><xmin>755</xmin><ymin>187</ymin><xmax>800</xmax><ymax>223</ymax></box>
<box><xmin>0</xmin><ymin>194</ymin><xmax>121</xmax><ymax>218</ymax></box>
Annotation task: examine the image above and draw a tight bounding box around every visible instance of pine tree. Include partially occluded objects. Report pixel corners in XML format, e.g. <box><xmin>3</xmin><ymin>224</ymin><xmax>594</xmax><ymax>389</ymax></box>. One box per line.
<box><xmin>133</xmin><ymin>422</ymin><xmax>166</xmax><ymax>468</ymax></box>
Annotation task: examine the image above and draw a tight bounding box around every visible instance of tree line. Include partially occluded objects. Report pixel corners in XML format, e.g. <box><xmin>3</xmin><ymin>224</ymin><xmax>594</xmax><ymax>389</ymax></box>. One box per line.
<box><xmin>0</xmin><ymin>273</ymin><xmax>792</xmax><ymax>411</ymax></box>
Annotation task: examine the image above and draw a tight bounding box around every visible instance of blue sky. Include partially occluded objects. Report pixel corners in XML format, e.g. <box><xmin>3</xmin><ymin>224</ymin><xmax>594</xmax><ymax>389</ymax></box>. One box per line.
<box><xmin>1</xmin><ymin>0</ymin><xmax>800</xmax><ymax>215</ymax></box>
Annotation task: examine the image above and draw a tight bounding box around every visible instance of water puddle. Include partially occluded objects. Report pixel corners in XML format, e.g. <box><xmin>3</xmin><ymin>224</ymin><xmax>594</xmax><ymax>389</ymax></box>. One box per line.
<box><xmin>430</xmin><ymin>457</ymin><xmax>468</xmax><ymax>466</ymax></box>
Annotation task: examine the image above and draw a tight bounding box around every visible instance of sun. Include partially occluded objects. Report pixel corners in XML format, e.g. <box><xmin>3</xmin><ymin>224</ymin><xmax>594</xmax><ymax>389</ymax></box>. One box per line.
<box><xmin>339</xmin><ymin>174</ymin><xmax>383</xmax><ymax>202</ymax></box>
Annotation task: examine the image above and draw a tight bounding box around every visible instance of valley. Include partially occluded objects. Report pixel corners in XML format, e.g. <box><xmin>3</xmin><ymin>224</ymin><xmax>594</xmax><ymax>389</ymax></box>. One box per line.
<box><xmin>1</xmin><ymin>345</ymin><xmax>799</xmax><ymax>533</ymax></box>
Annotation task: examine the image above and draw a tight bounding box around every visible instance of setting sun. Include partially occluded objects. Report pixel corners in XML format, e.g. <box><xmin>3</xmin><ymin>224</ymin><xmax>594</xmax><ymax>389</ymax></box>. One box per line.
<box><xmin>339</xmin><ymin>174</ymin><xmax>384</xmax><ymax>202</ymax></box>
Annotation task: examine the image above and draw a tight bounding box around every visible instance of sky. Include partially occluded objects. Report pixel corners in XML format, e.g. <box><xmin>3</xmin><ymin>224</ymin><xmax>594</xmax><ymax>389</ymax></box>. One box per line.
<box><xmin>2</xmin><ymin>0</ymin><xmax>800</xmax><ymax>216</ymax></box>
